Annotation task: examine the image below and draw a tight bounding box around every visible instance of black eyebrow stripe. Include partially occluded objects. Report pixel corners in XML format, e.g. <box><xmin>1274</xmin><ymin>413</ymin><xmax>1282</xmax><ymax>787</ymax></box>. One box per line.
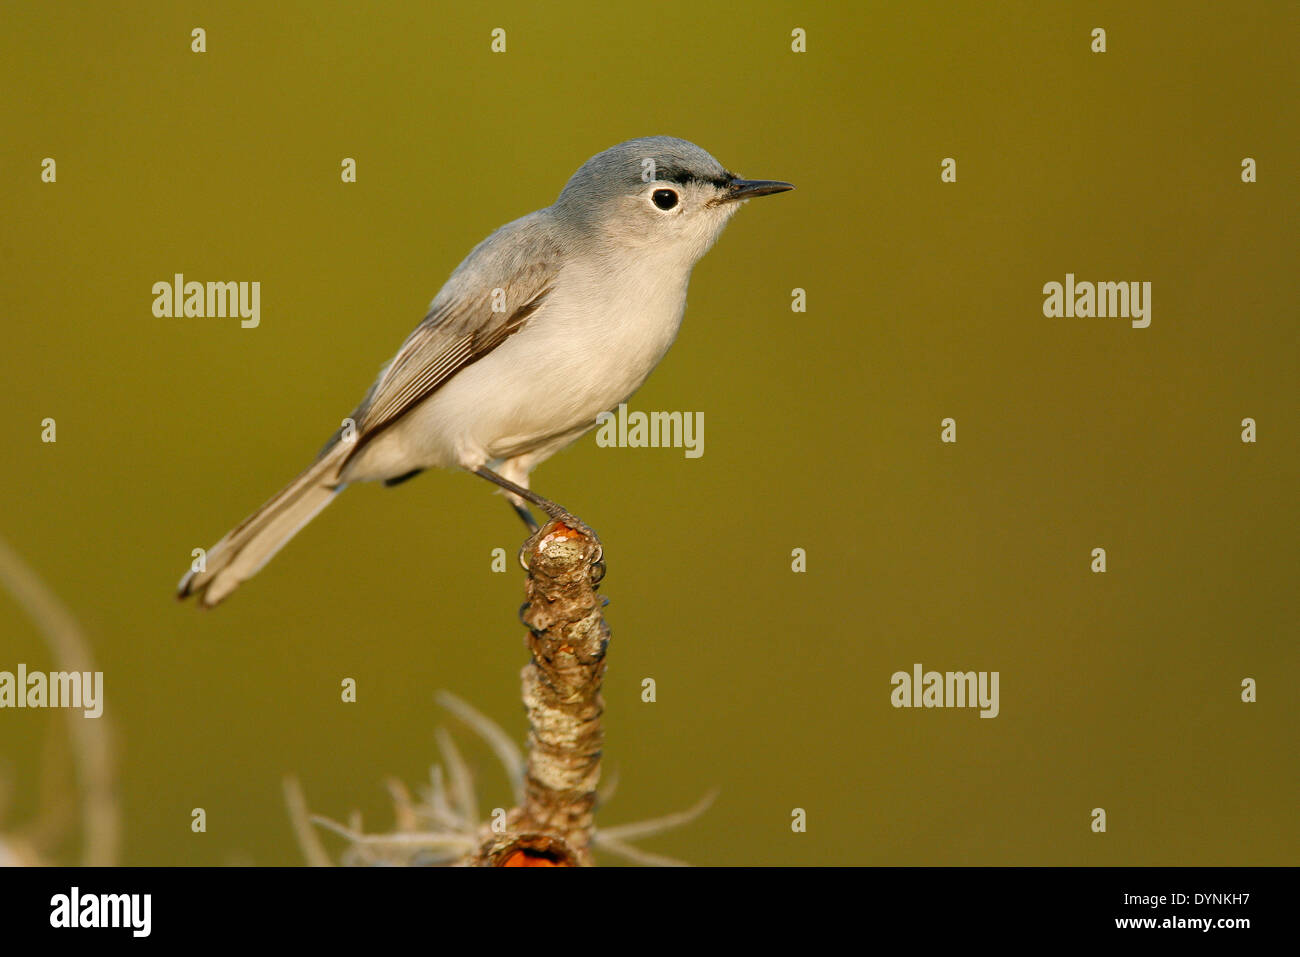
<box><xmin>653</xmin><ymin>166</ymin><xmax>734</xmax><ymax>188</ymax></box>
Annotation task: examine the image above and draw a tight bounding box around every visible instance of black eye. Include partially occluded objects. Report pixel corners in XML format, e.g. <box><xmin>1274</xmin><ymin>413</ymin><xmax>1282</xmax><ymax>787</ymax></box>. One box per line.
<box><xmin>652</xmin><ymin>188</ymin><xmax>679</xmax><ymax>210</ymax></box>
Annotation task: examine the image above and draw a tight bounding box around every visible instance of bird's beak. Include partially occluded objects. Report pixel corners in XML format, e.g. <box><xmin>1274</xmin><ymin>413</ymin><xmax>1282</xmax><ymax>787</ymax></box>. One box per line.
<box><xmin>719</xmin><ymin>178</ymin><xmax>795</xmax><ymax>203</ymax></box>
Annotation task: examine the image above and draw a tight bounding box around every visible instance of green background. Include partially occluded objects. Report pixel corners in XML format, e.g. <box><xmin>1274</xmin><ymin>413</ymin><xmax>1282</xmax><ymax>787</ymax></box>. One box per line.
<box><xmin>1</xmin><ymin>1</ymin><xmax>1295</xmax><ymax>865</ymax></box>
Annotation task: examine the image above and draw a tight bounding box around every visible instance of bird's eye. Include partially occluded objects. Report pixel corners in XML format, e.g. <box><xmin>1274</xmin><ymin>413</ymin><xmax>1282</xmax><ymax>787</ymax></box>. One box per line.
<box><xmin>651</xmin><ymin>188</ymin><xmax>679</xmax><ymax>210</ymax></box>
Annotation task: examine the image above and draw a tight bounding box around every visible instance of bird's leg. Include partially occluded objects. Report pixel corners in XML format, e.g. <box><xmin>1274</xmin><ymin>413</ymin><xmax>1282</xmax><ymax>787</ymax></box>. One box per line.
<box><xmin>472</xmin><ymin>466</ymin><xmax>602</xmax><ymax>560</ymax></box>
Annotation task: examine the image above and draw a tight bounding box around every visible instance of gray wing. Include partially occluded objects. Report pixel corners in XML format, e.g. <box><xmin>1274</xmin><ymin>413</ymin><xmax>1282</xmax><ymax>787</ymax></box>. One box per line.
<box><xmin>326</xmin><ymin>212</ymin><xmax>561</xmax><ymax>465</ymax></box>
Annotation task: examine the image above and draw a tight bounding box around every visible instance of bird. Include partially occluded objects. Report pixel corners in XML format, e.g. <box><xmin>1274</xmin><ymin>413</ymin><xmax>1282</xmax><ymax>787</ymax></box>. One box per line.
<box><xmin>177</xmin><ymin>136</ymin><xmax>793</xmax><ymax>607</ymax></box>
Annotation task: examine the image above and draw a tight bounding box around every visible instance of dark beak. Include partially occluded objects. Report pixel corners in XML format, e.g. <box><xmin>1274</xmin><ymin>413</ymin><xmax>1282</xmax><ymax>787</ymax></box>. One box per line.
<box><xmin>719</xmin><ymin>178</ymin><xmax>795</xmax><ymax>202</ymax></box>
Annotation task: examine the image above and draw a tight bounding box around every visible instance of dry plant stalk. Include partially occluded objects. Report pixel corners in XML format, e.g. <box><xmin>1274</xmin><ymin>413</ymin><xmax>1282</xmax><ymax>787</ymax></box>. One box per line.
<box><xmin>0</xmin><ymin>535</ymin><xmax>119</xmax><ymax>866</ymax></box>
<box><xmin>466</xmin><ymin>521</ymin><xmax>608</xmax><ymax>867</ymax></box>
<box><xmin>295</xmin><ymin>518</ymin><xmax>711</xmax><ymax>866</ymax></box>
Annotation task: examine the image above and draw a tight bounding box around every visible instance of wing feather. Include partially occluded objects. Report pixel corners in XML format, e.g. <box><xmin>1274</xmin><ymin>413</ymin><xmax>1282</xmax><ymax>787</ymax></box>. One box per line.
<box><xmin>332</xmin><ymin>213</ymin><xmax>562</xmax><ymax>465</ymax></box>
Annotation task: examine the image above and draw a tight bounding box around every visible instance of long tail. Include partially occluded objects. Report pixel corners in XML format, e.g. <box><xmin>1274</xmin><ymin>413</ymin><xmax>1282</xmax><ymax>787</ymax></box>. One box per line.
<box><xmin>177</xmin><ymin>443</ymin><xmax>350</xmax><ymax>608</ymax></box>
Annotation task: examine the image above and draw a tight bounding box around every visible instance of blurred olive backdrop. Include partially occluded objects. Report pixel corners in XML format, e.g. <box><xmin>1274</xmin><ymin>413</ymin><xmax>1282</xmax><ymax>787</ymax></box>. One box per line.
<box><xmin>1</xmin><ymin>1</ymin><xmax>1295</xmax><ymax>866</ymax></box>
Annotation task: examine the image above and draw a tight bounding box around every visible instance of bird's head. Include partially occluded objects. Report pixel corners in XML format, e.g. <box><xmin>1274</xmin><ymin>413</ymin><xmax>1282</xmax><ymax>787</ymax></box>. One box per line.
<box><xmin>553</xmin><ymin>136</ymin><xmax>793</xmax><ymax>265</ymax></box>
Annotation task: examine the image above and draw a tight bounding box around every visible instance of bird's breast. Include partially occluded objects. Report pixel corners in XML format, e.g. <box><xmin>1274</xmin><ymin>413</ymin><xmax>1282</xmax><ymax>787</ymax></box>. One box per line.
<box><xmin>480</xmin><ymin>260</ymin><xmax>690</xmax><ymax>454</ymax></box>
<box><xmin>553</xmin><ymin>258</ymin><xmax>690</xmax><ymax>390</ymax></box>
<box><xmin>378</xmin><ymin>258</ymin><xmax>693</xmax><ymax>471</ymax></box>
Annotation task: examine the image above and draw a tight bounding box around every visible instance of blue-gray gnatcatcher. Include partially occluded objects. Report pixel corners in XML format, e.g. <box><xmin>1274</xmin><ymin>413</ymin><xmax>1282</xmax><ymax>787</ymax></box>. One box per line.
<box><xmin>178</xmin><ymin>136</ymin><xmax>793</xmax><ymax>606</ymax></box>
